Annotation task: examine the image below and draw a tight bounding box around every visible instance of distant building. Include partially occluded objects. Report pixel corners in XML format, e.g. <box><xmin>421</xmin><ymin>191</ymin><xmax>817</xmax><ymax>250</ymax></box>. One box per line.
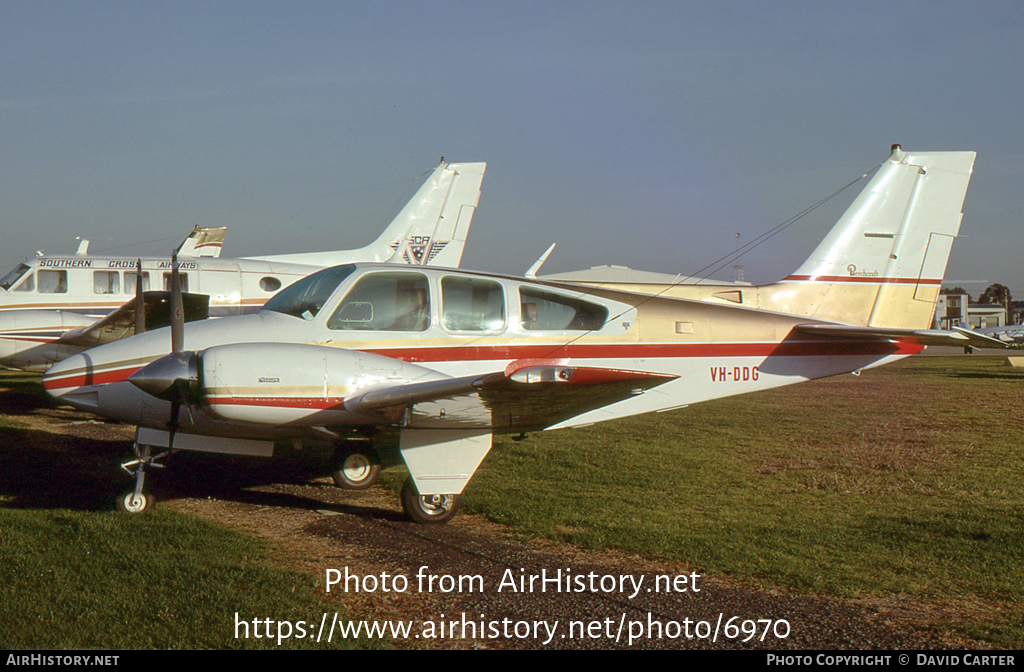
<box><xmin>935</xmin><ymin>291</ymin><xmax>1007</xmax><ymax>329</ymax></box>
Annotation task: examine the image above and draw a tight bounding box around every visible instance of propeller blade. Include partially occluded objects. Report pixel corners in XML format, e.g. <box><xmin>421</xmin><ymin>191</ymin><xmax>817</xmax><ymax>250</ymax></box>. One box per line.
<box><xmin>169</xmin><ymin>251</ymin><xmax>184</xmax><ymax>353</ymax></box>
<box><xmin>168</xmin><ymin>242</ymin><xmax>188</xmax><ymax>448</ymax></box>
<box><xmin>167</xmin><ymin>398</ymin><xmax>181</xmax><ymax>451</ymax></box>
<box><xmin>174</xmin><ymin>379</ymin><xmax>196</xmax><ymax>426</ymax></box>
<box><xmin>134</xmin><ymin>258</ymin><xmax>146</xmax><ymax>335</ymax></box>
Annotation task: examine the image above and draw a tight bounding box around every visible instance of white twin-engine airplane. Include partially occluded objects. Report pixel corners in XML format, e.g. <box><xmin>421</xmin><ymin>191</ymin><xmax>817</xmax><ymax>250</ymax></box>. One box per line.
<box><xmin>43</xmin><ymin>146</ymin><xmax>998</xmax><ymax>524</ymax></box>
<box><xmin>0</xmin><ymin>161</ymin><xmax>486</xmax><ymax>371</ymax></box>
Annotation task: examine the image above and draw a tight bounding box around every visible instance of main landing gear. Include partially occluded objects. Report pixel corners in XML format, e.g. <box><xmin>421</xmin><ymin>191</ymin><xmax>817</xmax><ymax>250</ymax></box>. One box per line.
<box><xmin>112</xmin><ymin>438</ymin><xmax>464</xmax><ymax>525</ymax></box>
<box><xmin>400</xmin><ymin>476</ymin><xmax>462</xmax><ymax>525</ymax></box>
<box><xmin>116</xmin><ymin>443</ymin><xmax>169</xmax><ymax>514</ymax></box>
<box><xmin>331</xmin><ymin>443</ymin><xmax>462</xmax><ymax>524</ymax></box>
<box><xmin>330</xmin><ymin>444</ymin><xmax>381</xmax><ymax>490</ymax></box>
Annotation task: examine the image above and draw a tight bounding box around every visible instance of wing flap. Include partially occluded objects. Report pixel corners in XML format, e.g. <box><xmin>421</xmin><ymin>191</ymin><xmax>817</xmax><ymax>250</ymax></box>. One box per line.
<box><xmin>350</xmin><ymin>362</ymin><xmax>676</xmax><ymax>432</ymax></box>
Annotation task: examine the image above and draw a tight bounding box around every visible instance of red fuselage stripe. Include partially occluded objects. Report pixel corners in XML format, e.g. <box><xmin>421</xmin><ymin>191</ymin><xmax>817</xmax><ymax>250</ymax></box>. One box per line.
<box><xmin>782</xmin><ymin>275</ymin><xmax>942</xmax><ymax>285</ymax></box>
<box><xmin>42</xmin><ymin>339</ymin><xmax>923</xmax><ymax>391</ymax></box>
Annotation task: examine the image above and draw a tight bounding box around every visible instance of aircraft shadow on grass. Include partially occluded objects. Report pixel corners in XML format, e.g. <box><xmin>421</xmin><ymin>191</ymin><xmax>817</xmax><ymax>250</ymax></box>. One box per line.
<box><xmin>949</xmin><ymin>370</ymin><xmax>1024</xmax><ymax>381</ymax></box>
<box><xmin>0</xmin><ymin>420</ymin><xmax>405</xmax><ymax>519</ymax></box>
<box><xmin>0</xmin><ymin>376</ymin><xmax>60</xmax><ymax>416</ymax></box>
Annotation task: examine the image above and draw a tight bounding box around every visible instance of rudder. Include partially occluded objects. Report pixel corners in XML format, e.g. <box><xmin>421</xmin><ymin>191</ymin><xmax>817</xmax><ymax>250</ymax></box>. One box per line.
<box><xmin>760</xmin><ymin>145</ymin><xmax>976</xmax><ymax>329</ymax></box>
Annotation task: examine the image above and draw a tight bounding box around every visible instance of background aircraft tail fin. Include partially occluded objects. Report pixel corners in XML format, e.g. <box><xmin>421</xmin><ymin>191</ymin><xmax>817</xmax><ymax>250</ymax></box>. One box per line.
<box><xmin>243</xmin><ymin>161</ymin><xmax>485</xmax><ymax>268</ymax></box>
<box><xmin>761</xmin><ymin>146</ymin><xmax>976</xmax><ymax>329</ymax></box>
<box><xmin>177</xmin><ymin>226</ymin><xmax>227</xmax><ymax>258</ymax></box>
<box><xmin>381</xmin><ymin>161</ymin><xmax>486</xmax><ymax>268</ymax></box>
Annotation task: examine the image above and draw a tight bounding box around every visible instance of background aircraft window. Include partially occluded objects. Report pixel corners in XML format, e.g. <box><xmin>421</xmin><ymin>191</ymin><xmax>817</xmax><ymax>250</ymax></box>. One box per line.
<box><xmin>163</xmin><ymin>272</ymin><xmax>188</xmax><ymax>293</ymax></box>
<box><xmin>124</xmin><ymin>271</ymin><xmax>150</xmax><ymax>294</ymax></box>
<box><xmin>441</xmin><ymin>276</ymin><xmax>505</xmax><ymax>333</ymax></box>
<box><xmin>263</xmin><ymin>264</ymin><xmax>356</xmax><ymax>320</ymax></box>
<box><xmin>37</xmin><ymin>270</ymin><xmax>67</xmax><ymax>294</ymax></box>
<box><xmin>259</xmin><ymin>276</ymin><xmax>281</xmax><ymax>292</ymax></box>
<box><xmin>13</xmin><ymin>273</ymin><xmax>34</xmax><ymax>293</ymax></box>
<box><xmin>0</xmin><ymin>264</ymin><xmax>31</xmax><ymax>291</ymax></box>
<box><xmin>93</xmin><ymin>271</ymin><xmax>120</xmax><ymax>295</ymax></box>
<box><xmin>519</xmin><ymin>287</ymin><xmax>609</xmax><ymax>331</ymax></box>
<box><xmin>328</xmin><ymin>272</ymin><xmax>430</xmax><ymax>331</ymax></box>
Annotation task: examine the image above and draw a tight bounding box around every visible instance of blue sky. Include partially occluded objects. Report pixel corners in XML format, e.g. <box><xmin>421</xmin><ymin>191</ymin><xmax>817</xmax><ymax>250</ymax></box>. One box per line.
<box><xmin>2</xmin><ymin>1</ymin><xmax>1022</xmax><ymax>296</ymax></box>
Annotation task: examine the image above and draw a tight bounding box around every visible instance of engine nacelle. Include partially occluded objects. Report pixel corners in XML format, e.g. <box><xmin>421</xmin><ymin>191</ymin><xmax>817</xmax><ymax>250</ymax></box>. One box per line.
<box><xmin>196</xmin><ymin>342</ymin><xmax>448</xmax><ymax>426</ymax></box>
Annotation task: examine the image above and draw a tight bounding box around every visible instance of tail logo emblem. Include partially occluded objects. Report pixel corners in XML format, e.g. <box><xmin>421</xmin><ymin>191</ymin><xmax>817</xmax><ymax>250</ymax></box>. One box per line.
<box><xmin>847</xmin><ymin>264</ymin><xmax>879</xmax><ymax>278</ymax></box>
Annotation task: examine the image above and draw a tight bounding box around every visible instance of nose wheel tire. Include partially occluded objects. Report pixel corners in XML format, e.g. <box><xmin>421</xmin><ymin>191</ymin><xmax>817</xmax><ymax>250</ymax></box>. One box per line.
<box><xmin>400</xmin><ymin>476</ymin><xmax>461</xmax><ymax>525</ymax></box>
<box><xmin>116</xmin><ymin>491</ymin><xmax>154</xmax><ymax>514</ymax></box>
<box><xmin>331</xmin><ymin>450</ymin><xmax>381</xmax><ymax>490</ymax></box>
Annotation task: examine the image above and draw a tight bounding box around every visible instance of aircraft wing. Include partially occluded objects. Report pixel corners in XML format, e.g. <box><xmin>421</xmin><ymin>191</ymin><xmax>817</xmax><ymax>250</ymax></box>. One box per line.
<box><xmin>972</xmin><ymin>324</ymin><xmax>1024</xmax><ymax>346</ymax></box>
<box><xmin>59</xmin><ymin>292</ymin><xmax>210</xmax><ymax>349</ymax></box>
<box><xmin>793</xmin><ymin>323</ymin><xmax>1009</xmax><ymax>349</ymax></box>
<box><xmin>349</xmin><ymin>362</ymin><xmax>677</xmax><ymax>432</ymax></box>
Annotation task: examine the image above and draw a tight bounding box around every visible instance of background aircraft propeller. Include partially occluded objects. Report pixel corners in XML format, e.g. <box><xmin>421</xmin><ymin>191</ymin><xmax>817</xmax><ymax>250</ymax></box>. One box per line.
<box><xmin>134</xmin><ymin>258</ymin><xmax>145</xmax><ymax>335</ymax></box>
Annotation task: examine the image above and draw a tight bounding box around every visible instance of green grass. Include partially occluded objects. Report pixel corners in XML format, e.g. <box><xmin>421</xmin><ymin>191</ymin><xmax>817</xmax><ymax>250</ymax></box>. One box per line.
<box><xmin>3</xmin><ymin>356</ymin><xmax>1021</xmax><ymax>647</ymax></box>
<box><xmin>462</xmin><ymin>355</ymin><xmax>1024</xmax><ymax>646</ymax></box>
<box><xmin>0</xmin><ymin>370</ymin><xmax>381</xmax><ymax>650</ymax></box>
<box><xmin>0</xmin><ymin>508</ymin><xmax>373</xmax><ymax>649</ymax></box>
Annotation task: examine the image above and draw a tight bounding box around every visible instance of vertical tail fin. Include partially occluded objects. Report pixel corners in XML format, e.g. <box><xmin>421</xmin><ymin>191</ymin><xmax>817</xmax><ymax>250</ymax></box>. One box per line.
<box><xmin>383</xmin><ymin>162</ymin><xmax>487</xmax><ymax>268</ymax></box>
<box><xmin>177</xmin><ymin>227</ymin><xmax>227</xmax><ymax>258</ymax></box>
<box><xmin>761</xmin><ymin>146</ymin><xmax>976</xmax><ymax>328</ymax></box>
<box><xmin>242</xmin><ymin>161</ymin><xmax>486</xmax><ymax>268</ymax></box>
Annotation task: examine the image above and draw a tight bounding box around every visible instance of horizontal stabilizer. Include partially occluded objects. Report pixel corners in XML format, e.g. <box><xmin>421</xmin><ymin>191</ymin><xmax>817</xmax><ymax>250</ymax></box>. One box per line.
<box><xmin>793</xmin><ymin>323</ymin><xmax>1008</xmax><ymax>349</ymax></box>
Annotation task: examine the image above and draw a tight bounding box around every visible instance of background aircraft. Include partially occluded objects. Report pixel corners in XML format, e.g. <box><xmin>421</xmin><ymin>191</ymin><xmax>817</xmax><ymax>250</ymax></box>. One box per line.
<box><xmin>43</xmin><ymin>147</ymin><xmax>987</xmax><ymax>524</ymax></box>
<box><xmin>0</xmin><ymin>161</ymin><xmax>486</xmax><ymax>371</ymax></box>
<box><xmin>966</xmin><ymin>324</ymin><xmax>1024</xmax><ymax>347</ymax></box>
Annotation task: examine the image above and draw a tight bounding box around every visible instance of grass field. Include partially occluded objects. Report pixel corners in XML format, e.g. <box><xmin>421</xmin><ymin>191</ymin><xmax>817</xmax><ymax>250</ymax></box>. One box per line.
<box><xmin>462</xmin><ymin>355</ymin><xmax>1024</xmax><ymax>646</ymax></box>
<box><xmin>0</xmin><ymin>371</ymin><xmax>373</xmax><ymax>650</ymax></box>
<box><xmin>1</xmin><ymin>355</ymin><xmax>1021</xmax><ymax>647</ymax></box>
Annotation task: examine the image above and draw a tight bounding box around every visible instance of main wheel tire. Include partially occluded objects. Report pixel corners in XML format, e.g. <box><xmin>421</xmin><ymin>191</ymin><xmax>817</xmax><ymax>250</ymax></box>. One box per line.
<box><xmin>331</xmin><ymin>451</ymin><xmax>381</xmax><ymax>490</ymax></box>
<box><xmin>116</xmin><ymin>491</ymin><xmax>153</xmax><ymax>514</ymax></box>
<box><xmin>400</xmin><ymin>476</ymin><xmax>461</xmax><ymax>525</ymax></box>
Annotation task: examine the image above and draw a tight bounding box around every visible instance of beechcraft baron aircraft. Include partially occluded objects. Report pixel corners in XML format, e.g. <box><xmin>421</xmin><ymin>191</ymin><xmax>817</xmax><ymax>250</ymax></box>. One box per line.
<box><xmin>43</xmin><ymin>146</ymin><xmax>1001</xmax><ymax>523</ymax></box>
<box><xmin>0</xmin><ymin>161</ymin><xmax>486</xmax><ymax>371</ymax></box>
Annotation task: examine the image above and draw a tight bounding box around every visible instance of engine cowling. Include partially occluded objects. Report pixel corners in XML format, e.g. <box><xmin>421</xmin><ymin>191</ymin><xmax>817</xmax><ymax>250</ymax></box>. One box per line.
<box><xmin>131</xmin><ymin>342</ymin><xmax>448</xmax><ymax>427</ymax></box>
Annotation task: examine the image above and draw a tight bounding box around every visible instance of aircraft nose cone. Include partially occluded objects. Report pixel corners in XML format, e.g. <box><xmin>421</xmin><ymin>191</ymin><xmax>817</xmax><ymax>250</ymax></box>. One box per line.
<box><xmin>128</xmin><ymin>351</ymin><xmax>197</xmax><ymax>400</ymax></box>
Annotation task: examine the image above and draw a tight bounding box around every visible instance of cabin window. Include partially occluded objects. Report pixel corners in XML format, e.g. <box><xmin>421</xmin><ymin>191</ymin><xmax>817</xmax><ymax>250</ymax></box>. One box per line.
<box><xmin>124</xmin><ymin>271</ymin><xmax>150</xmax><ymax>295</ymax></box>
<box><xmin>93</xmin><ymin>271</ymin><xmax>120</xmax><ymax>295</ymax></box>
<box><xmin>12</xmin><ymin>274</ymin><xmax>34</xmax><ymax>292</ymax></box>
<box><xmin>519</xmin><ymin>287</ymin><xmax>608</xmax><ymax>331</ymax></box>
<box><xmin>328</xmin><ymin>272</ymin><xmax>430</xmax><ymax>331</ymax></box>
<box><xmin>37</xmin><ymin>270</ymin><xmax>68</xmax><ymax>294</ymax></box>
<box><xmin>0</xmin><ymin>264</ymin><xmax>31</xmax><ymax>291</ymax></box>
<box><xmin>259</xmin><ymin>276</ymin><xmax>281</xmax><ymax>293</ymax></box>
<box><xmin>441</xmin><ymin>276</ymin><xmax>505</xmax><ymax>333</ymax></box>
<box><xmin>263</xmin><ymin>264</ymin><xmax>356</xmax><ymax>321</ymax></box>
<box><xmin>163</xmin><ymin>272</ymin><xmax>189</xmax><ymax>293</ymax></box>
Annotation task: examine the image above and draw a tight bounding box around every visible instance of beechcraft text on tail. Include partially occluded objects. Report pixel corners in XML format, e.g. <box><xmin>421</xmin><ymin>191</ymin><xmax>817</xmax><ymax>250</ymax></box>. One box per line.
<box><xmin>0</xmin><ymin>161</ymin><xmax>485</xmax><ymax>371</ymax></box>
<box><xmin>42</xmin><ymin>146</ymin><xmax>991</xmax><ymax>523</ymax></box>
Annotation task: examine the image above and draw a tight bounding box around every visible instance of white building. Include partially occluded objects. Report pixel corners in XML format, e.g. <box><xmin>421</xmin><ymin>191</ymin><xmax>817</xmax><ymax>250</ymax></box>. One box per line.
<box><xmin>935</xmin><ymin>292</ymin><xmax>1007</xmax><ymax>329</ymax></box>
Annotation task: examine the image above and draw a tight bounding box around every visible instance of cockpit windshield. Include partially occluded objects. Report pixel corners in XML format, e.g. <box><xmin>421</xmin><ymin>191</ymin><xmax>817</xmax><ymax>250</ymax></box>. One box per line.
<box><xmin>262</xmin><ymin>264</ymin><xmax>356</xmax><ymax>320</ymax></box>
<box><xmin>0</xmin><ymin>264</ymin><xmax>31</xmax><ymax>291</ymax></box>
